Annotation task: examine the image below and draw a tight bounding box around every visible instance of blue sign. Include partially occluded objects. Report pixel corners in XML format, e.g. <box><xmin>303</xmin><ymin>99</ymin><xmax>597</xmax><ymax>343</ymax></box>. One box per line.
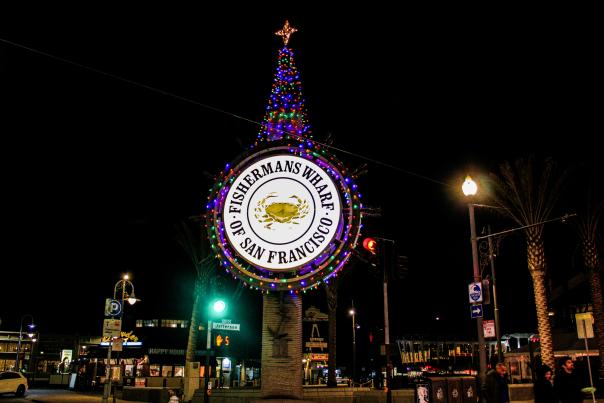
<box><xmin>105</xmin><ymin>298</ymin><xmax>122</xmax><ymax>317</ymax></box>
<box><xmin>468</xmin><ymin>282</ymin><xmax>483</xmax><ymax>303</ymax></box>
<box><xmin>470</xmin><ymin>304</ymin><xmax>483</xmax><ymax>318</ymax></box>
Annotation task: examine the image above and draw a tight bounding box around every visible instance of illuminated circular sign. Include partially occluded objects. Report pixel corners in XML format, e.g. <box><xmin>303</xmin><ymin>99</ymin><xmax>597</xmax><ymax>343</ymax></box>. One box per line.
<box><xmin>207</xmin><ymin>142</ymin><xmax>362</xmax><ymax>292</ymax></box>
<box><xmin>223</xmin><ymin>155</ymin><xmax>341</xmax><ymax>271</ymax></box>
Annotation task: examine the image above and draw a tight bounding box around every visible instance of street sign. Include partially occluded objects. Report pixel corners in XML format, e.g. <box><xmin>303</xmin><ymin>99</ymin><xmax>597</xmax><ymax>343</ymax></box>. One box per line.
<box><xmin>104</xmin><ymin>298</ymin><xmax>122</xmax><ymax>317</ymax></box>
<box><xmin>470</xmin><ymin>304</ymin><xmax>483</xmax><ymax>318</ymax></box>
<box><xmin>103</xmin><ymin>319</ymin><xmax>122</xmax><ymax>338</ymax></box>
<box><xmin>468</xmin><ymin>282</ymin><xmax>483</xmax><ymax>303</ymax></box>
<box><xmin>483</xmin><ymin>319</ymin><xmax>495</xmax><ymax>337</ymax></box>
<box><xmin>575</xmin><ymin>312</ymin><xmax>594</xmax><ymax>339</ymax></box>
<box><xmin>212</xmin><ymin>322</ymin><xmax>240</xmax><ymax>331</ymax></box>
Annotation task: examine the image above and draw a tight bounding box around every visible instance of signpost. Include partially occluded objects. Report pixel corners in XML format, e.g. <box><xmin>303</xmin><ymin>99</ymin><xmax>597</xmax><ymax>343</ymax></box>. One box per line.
<box><xmin>102</xmin><ymin>319</ymin><xmax>122</xmax><ymax>339</ymax></box>
<box><xmin>468</xmin><ymin>282</ymin><xmax>483</xmax><ymax>303</ymax></box>
<box><xmin>483</xmin><ymin>320</ymin><xmax>495</xmax><ymax>338</ymax></box>
<box><xmin>470</xmin><ymin>305</ymin><xmax>483</xmax><ymax>318</ymax></box>
<box><xmin>104</xmin><ymin>299</ymin><xmax>122</xmax><ymax>317</ymax></box>
<box><xmin>575</xmin><ymin>313</ymin><xmax>596</xmax><ymax>403</ymax></box>
<box><xmin>212</xmin><ymin>321</ymin><xmax>240</xmax><ymax>331</ymax></box>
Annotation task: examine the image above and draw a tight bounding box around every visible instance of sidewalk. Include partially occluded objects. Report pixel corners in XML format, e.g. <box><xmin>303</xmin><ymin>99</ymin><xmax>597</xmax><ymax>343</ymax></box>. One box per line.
<box><xmin>24</xmin><ymin>388</ymin><xmax>149</xmax><ymax>403</ymax></box>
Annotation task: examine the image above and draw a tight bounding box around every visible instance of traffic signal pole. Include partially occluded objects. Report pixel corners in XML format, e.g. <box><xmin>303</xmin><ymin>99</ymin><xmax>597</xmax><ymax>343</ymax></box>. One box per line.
<box><xmin>383</xmin><ymin>272</ymin><xmax>392</xmax><ymax>403</ymax></box>
<box><xmin>378</xmin><ymin>238</ymin><xmax>394</xmax><ymax>403</ymax></box>
<box><xmin>204</xmin><ymin>320</ymin><xmax>212</xmax><ymax>403</ymax></box>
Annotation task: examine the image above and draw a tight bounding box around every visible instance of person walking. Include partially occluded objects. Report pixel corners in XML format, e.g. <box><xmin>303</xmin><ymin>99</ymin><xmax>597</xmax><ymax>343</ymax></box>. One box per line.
<box><xmin>482</xmin><ymin>363</ymin><xmax>509</xmax><ymax>403</ymax></box>
<box><xmin>534</xmin><ymin>365</ymin><xmax>556</xmax><ymax>403</ymax></box>
<box><xmin>554</xmin><ymin>357</ymin><xmax>583</xmax><ymax>403</ymax></box>
<box><xmin>168</xmin><ymin>389</ymin><xmax>180</xmax><ymax>402</ymax></box>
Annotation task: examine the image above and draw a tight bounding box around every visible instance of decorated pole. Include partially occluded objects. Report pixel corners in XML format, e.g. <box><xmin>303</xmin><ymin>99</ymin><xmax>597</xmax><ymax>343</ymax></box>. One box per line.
<box><xmin>206</xmin><ymin>21</ymin><xmax>362</xmax><ymax>400</ymax></box>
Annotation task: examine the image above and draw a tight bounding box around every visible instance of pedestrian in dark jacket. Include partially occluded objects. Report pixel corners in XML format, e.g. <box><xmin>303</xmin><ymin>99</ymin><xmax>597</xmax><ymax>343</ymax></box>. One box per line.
<box><xmin>554</xmin><ymin>357</ymin><xmax>583</xmax><ymax>403</ymax></box>
<box><xmin>534</xmin><ymin>365</ymin><xmax>556</xmax><ymax>403</ymax></box>
<box><xmin>482</xmin><ymin>363</ymin><xmax>509</xmax><ymax>403</ymax></box>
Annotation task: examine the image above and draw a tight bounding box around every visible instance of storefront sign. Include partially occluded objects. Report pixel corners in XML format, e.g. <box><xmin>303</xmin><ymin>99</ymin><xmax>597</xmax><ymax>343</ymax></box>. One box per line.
<box><xmin>305</xmin><ymin>341</ymin><xmax>328</xmax><ymax>348</ymax></box>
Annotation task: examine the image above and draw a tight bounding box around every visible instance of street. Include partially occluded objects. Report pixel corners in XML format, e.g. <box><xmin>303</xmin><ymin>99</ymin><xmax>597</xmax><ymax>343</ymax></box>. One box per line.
<box><xmin>0</xmin><ymin>388</ymin><xmax>146</xmax><ymax>403</ymax></box>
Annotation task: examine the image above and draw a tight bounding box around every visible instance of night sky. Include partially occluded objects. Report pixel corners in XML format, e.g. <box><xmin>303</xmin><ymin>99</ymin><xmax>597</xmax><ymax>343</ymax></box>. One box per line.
<box><xmin>0</xmin><ymin>6</ymin><xmax>600</xmax><ymax>359</ymax></box>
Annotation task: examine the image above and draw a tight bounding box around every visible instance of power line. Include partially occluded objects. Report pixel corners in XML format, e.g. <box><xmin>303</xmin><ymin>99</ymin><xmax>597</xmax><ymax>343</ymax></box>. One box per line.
<box><xmin>1</xmin><ymin>37</ymin><xmax>450</xmax><ymax>187</ymax></box>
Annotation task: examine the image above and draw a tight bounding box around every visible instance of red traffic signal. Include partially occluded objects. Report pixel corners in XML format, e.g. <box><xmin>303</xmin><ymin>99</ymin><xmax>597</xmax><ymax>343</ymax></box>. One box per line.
<box><xmin>362</xmin><ymin>237</ymin><xmax>377</xmax><ymax>254</ymax></box>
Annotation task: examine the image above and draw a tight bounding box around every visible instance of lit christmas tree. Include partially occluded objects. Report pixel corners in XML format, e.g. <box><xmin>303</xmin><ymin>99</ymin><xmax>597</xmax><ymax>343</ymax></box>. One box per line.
<box><xmin>256</xmin><ymin>21</ymin><xmax>311</xmax><ymax>144</ymax></box>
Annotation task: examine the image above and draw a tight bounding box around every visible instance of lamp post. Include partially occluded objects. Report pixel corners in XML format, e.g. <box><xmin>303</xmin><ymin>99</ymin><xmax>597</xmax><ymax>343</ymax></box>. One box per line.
<box><xmin>486</xmin><ymin>226</ymin><xmax>503</xmax><ymax>362</ymax></box>
<box><xmin>15</xmin><ymin>314</ymin><xmax>35</xmax><ymax>372</ymax></box>
<box><xmin>204</xmin><ymin>299</ymin><xmax>226</xmax><ymax>403</ymax></box>
<box><xmin>102</xmin><ymin>274</ymin><xmax>138</xmax><ymax>403</ymax></box>
<box><xmin>462</xmin><ymin>176</ymin><xmax>488</xmax><ymax>384</ymax></box>
<box><xmin>350</xmin><ymin>308</ymin><xmax>357</xmax><ymax>385</ymax></box>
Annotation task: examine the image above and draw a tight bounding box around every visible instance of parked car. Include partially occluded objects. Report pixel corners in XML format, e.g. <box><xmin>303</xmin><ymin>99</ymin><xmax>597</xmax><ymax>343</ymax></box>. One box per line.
<box><xmin>0</xmin><ymin>371</ymin><xmax>28</xmax><ymax>397</ymax></box>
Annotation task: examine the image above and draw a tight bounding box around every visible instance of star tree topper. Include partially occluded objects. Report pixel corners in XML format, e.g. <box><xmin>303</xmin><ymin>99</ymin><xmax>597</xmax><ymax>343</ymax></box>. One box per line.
<box><xmin>275</xmin><ymin>20</ymin><xmax>298</xmax><ymax>46</ymax></box>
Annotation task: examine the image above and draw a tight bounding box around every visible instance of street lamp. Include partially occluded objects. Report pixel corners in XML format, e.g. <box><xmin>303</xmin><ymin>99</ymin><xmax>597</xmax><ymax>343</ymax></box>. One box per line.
<box><xmin>15</xmin><ymin>314</ymin><xmax>35</xmax><ymax>372</ymax></box>
<box><xmin>349</xmin><ymin>306</ymin><xmax>357</xmax><ymax>385</ymax></box>
<box><xmin>114</xmin><ymin>274</ymin><xmax>138</xmax><ymax>306</ymax></box>
<box><xmin>205</xmin><ymin>299</ymin><xmax>226</xmax><ymax>403</ymax></box>
<box><xmin>102</xmin><ymin>274</ymin><xmax>139</xmax><ymax>403</ymax></box>
<box><xmin>462</xmin><ymin>176</ymin><xmax>488</xmax><ymax>384</ymax></box>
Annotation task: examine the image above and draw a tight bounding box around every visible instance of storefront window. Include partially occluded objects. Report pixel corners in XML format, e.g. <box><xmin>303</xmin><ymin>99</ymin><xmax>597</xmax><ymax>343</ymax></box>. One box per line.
<box><xmin>174</xmin><ymin>366</ymin><xmax>184</xmax><ymax>377</ymax></box>
<box><xmin>161</xmin><ymin>366</ymin><xmax>173</xmax><ymax>377</ymax></box>
<box><xmin>149</xmin><ymin>364</ymin><xmax>160</xmax><ymax>377</ymax></box>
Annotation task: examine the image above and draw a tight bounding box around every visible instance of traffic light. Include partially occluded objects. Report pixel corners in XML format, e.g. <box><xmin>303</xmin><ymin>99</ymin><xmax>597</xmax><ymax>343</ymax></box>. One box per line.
<box><xmin>362</xmin><ymin>237</ymin><xmax>378</xmax><ymax>254</ymax></box>
<box><xmin>225</xmin><ymin>335</ymin><xmax>230</xmax><ymax>346</ymax></box>
<box><xmin>215</xmin><ymin>334</ymin><xmax>224</xmax><ymax>347</ymax></box>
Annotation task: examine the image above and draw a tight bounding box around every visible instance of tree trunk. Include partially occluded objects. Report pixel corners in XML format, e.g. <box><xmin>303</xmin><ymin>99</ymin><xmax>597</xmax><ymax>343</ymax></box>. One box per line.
<box><xmin>326</xmin><ymin>279</ymin><xmax>338</xmax><ymax>387</ymax></box>
<box><xmin>185</xmin><ymin>280</ymin><xmax>201</xmax><ymax>363</ymax></box>
<box><xmin>529</xmin><ymin>270</ymin><xmax>555</xmax><ymax>370</ymax></box>
<box><xmin>588</xmin><ymin>270</ymin><xmax>604</xmax><ymax>379</ymax></box>
<box><xmin>582</xmin><ymin>238</ymin><xmax>604</xmax><ymax>378</ymax></box>
<box><xmin>527</xmin><ymin>231</ymin><xmax>555</xmax><ymax>370</ymax></box>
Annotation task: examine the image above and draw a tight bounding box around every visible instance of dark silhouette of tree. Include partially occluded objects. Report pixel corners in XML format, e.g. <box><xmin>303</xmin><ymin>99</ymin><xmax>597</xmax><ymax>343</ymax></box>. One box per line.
<box><xmin>487</xmin><ymin>156</ymin><xmax>567</xmax><ymax>370</ymax></box>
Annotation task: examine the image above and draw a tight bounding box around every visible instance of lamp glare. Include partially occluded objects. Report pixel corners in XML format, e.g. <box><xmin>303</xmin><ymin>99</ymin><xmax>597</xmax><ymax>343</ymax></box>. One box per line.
<box><xmin>213</xmin><ymin>300</ymin><xmax>226</xmax><ymax>313</ymax></box>
<box><xmin>462</xmin><ymin>176</ymin><xmax>478</xmax><ymax>196</ymax></box>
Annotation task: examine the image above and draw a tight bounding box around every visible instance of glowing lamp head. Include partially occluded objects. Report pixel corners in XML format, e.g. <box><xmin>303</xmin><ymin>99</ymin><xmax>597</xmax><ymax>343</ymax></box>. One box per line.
<box><xmin>213</xmin><ymin>300</ymin><xmax>226</xmax><ymax>313</ymax></box>
<box><xmin>123</xmin><ymin>274</ymin><xmax>129</xmax><ymax>280</ymax></box>
<box><xmin>349</xmin><ymin>308</ymin><xmax>356</xmax><ymax>316</ymax></box>
<box><xmin>462</xmin><ymin>176</ymin><xmax>478</xmax><ymax>196</ymax></box>
<box><xmin>362</xmin><ymin>237</ymin><xmax>377</xmax><ymax>254</ymax></box>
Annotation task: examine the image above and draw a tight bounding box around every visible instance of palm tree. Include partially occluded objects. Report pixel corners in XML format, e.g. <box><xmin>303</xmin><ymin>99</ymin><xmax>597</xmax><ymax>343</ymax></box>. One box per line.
<box><xmin>175</xmin><ymin>221</ymin><xmax>216</xmax><ymax>364</ymax></box>
<box><xmin>574</xmin><ymin>179</ymin><xmax>604</xmax><ymax>379</ymax></box>
<box><xmin>487</xmin><ymin>156</ymin><xmax>567</xmax><ymax>370</ymax></box>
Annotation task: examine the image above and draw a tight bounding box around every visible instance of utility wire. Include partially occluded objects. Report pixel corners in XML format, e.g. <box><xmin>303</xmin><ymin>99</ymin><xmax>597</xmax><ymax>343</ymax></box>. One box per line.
<box><xmin>1</xmin><ymin>37</ymin><xmax>449</xmax><ymax>187</ymax></box>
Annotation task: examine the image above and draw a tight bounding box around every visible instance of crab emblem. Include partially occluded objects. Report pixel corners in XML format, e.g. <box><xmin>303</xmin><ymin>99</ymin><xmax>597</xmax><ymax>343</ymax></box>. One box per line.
<box><xmin>254</xmin><ymin>193</ymin><xmax>310</xmax><ymax>229</ymax></box>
